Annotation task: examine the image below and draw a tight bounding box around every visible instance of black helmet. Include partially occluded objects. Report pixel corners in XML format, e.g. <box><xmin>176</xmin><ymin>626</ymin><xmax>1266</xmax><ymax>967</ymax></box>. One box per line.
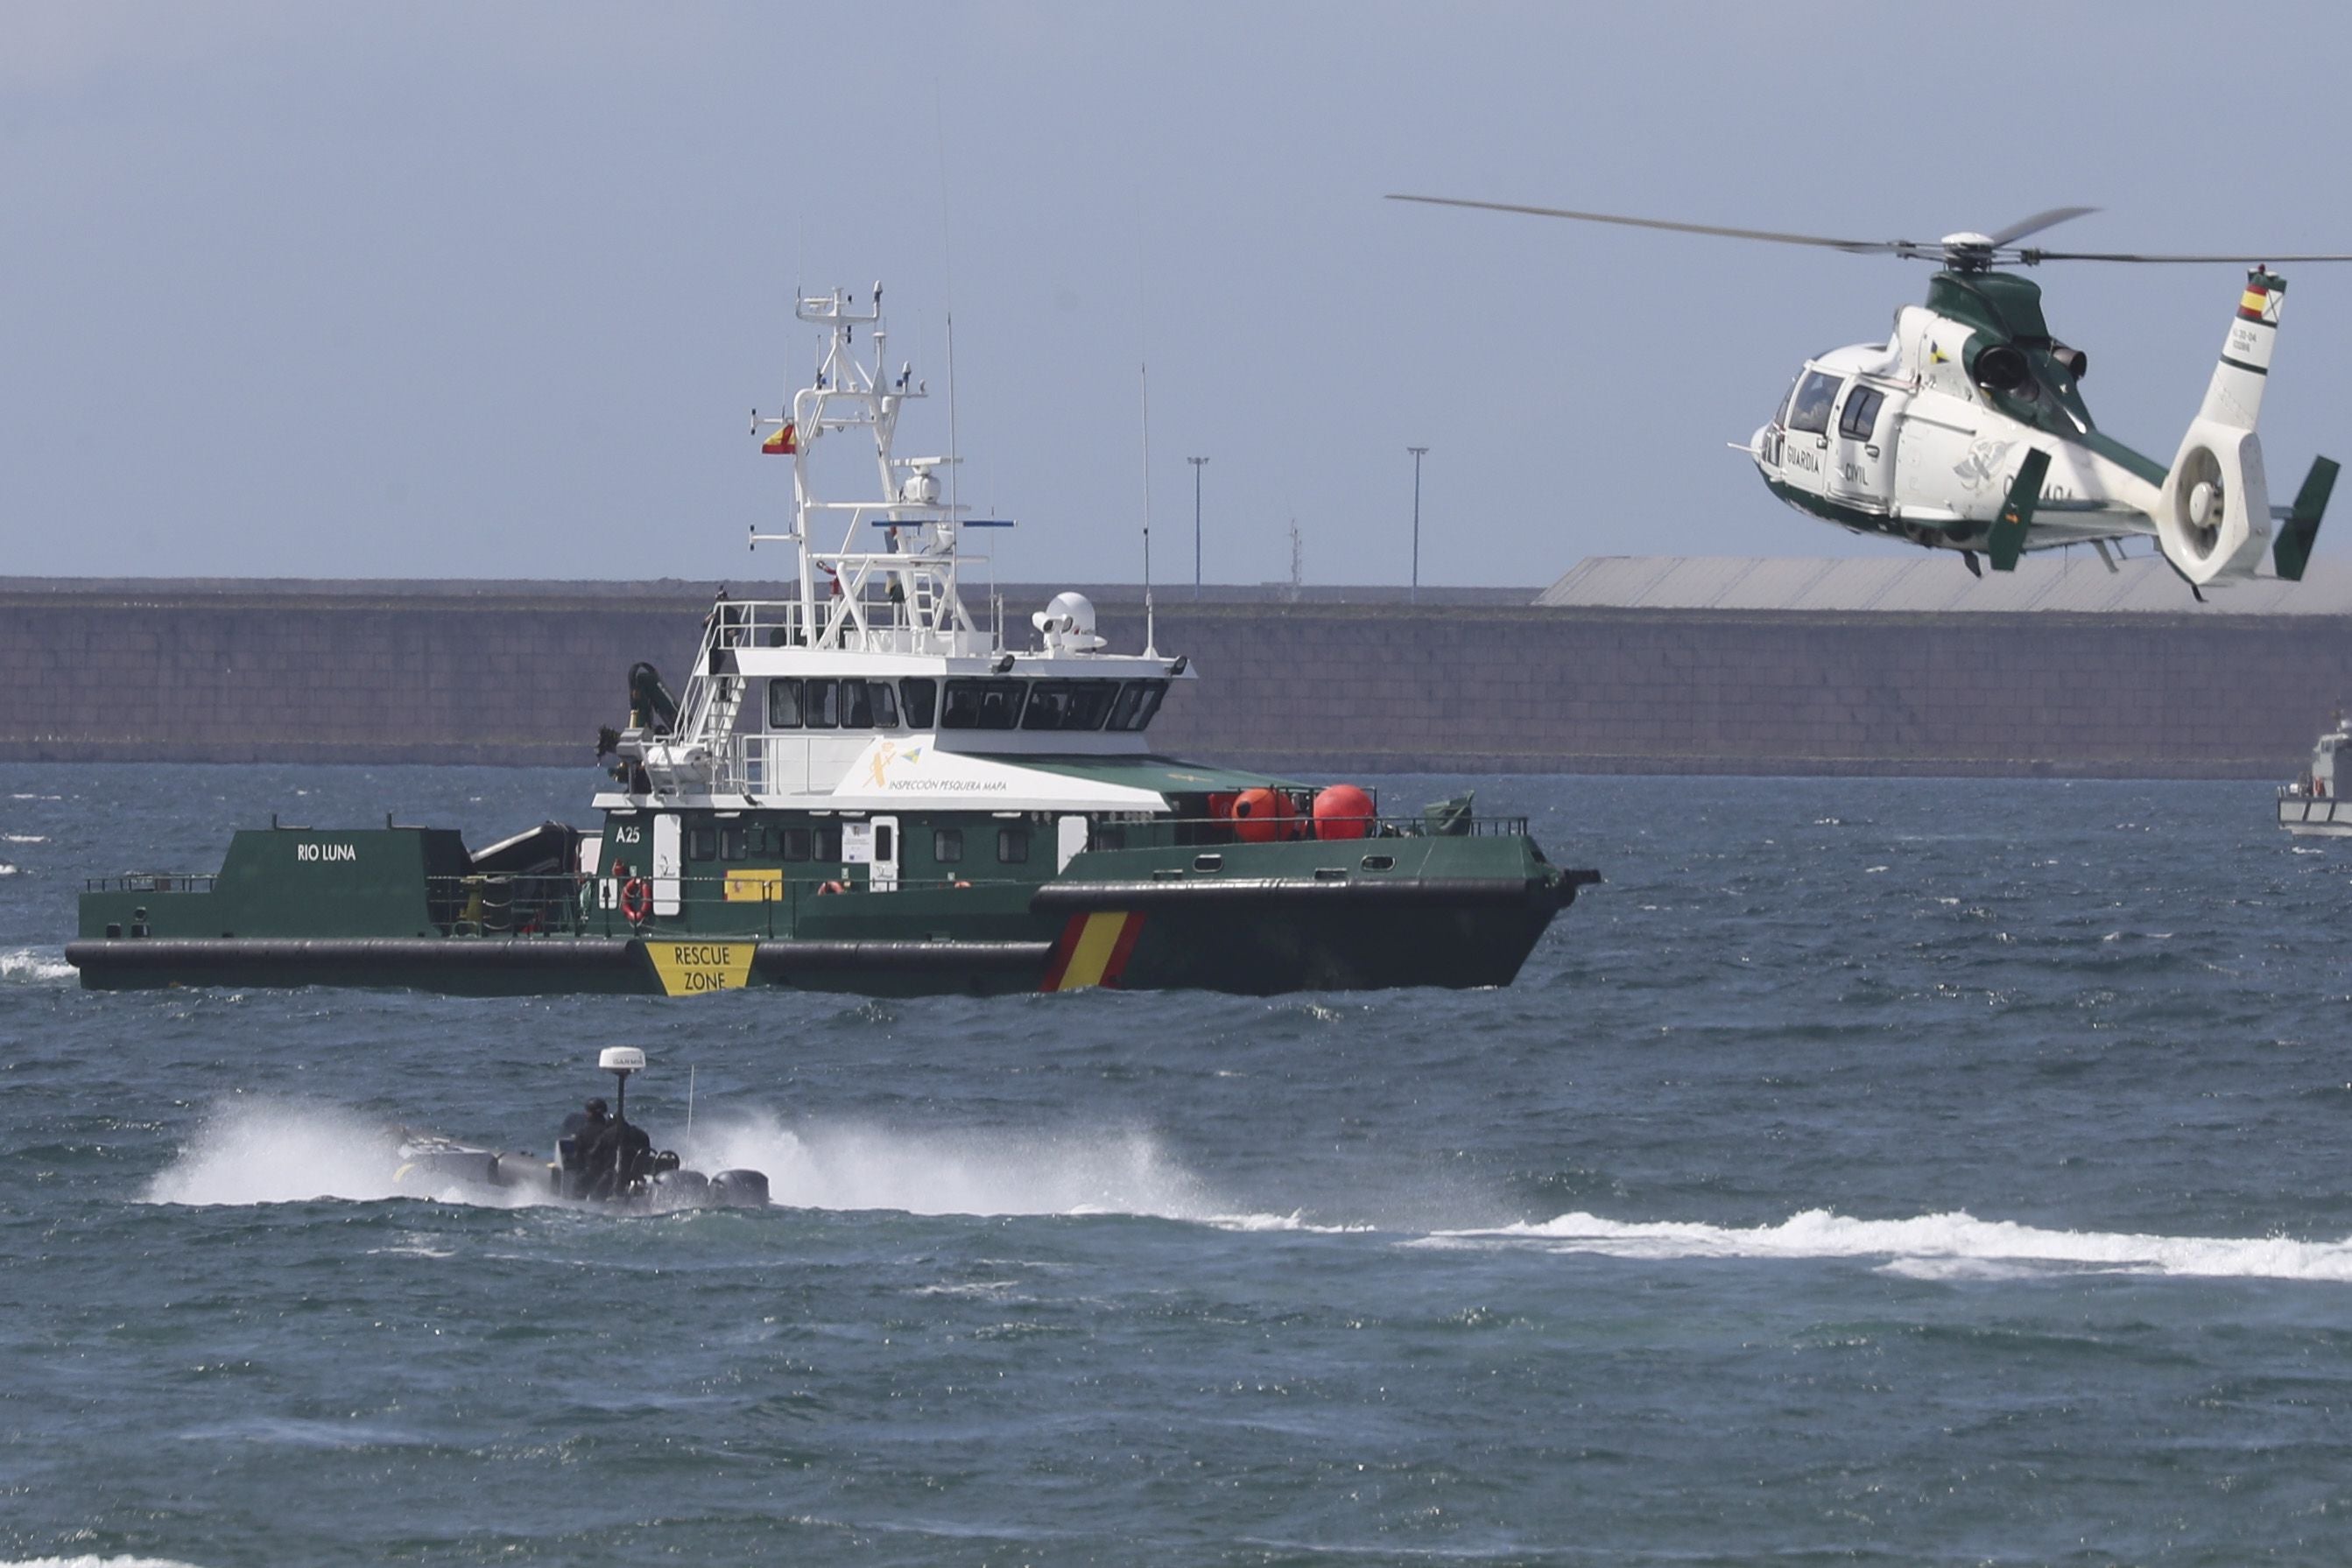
<box><xmin>585</xmin><ymin>1097</ymin><xmax>609</xmax><ymax>1118</ymax></box>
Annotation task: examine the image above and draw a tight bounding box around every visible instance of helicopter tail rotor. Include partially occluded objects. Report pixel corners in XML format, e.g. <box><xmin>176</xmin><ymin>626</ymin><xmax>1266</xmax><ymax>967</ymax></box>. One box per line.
<box><xmin>2153</xmin><ymin>269</ymin><xmax>2289</xmax><ymax>585</ymax></box>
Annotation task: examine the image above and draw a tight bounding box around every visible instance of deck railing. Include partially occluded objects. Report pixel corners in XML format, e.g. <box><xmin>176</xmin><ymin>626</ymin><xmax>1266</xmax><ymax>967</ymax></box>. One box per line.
<box><xmin>84</xmin><ymin>873</ymin><xmax>219</xmax><ymax>894</ymax></box>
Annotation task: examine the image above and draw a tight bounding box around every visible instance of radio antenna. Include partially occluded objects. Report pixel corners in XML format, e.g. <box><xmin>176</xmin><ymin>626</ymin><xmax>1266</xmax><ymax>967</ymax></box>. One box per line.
<box><xmin>1140</xmin><ymin>362</ymin><xmax>1157</xmax><ymax>657</ymax></box>
<box><xmin>934</xmin><ymin>85</ymin><xmax>963</xmax><ymax>543</ymax></box>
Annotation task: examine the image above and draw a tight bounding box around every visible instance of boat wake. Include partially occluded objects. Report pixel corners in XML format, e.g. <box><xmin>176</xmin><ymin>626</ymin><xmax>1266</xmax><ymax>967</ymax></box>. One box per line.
<box><xmin>1424</xmin><ymin>1207</ymin><xmax>2352</xmax><ymax>1283</ymax></box>
<box><xmin>2</xmin><ymin>948</ymin><xmax>75</xmax><ymax>983</ymax></box>
<box><xmin>144</xmin><ymin>1100</ymin><xmax>1240</xmax><ymax>1221</ymax></box>
<box><xmin>680</xmin><ymin>1111</ymin><xmax>1229</xmax><ymax>1220</ymax></box>
<box><xmin>145</xmin><ymin>1102</ymin><xmax>419</xmax><ymax>1207</ymax></box>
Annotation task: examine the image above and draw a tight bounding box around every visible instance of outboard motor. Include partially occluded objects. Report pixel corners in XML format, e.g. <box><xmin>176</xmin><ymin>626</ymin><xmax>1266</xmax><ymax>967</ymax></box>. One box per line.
<box><xmin>708</xmin><ymin>1168</ymin><xmax>771</xmax><ymax>1208</ymax></box>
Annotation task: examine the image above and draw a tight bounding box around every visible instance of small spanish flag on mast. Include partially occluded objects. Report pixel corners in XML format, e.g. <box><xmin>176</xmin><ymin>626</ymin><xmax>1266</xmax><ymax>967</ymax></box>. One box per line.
<box><xmin>761</xmin><ymin>419</ymin><xmax>798</xmax><ymax>455</ymax></box>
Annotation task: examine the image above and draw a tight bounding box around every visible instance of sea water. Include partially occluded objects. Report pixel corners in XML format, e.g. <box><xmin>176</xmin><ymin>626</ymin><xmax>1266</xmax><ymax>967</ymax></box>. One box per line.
<box><xmin>3</xmin><ymin>764</ymin><xmax>2348</xmax><ymax>1564</ymax></box>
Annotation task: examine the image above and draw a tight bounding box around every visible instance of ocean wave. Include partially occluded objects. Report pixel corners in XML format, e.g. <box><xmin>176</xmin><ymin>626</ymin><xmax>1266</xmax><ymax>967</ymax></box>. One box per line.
<box><xmin>0</xmin><ymin>864</ymin><xmax>18</xmax><ymax>876</ymax></box>
<box><xmin>1</xmin><ymin>833</ymin><xmax>45</xmax><ymax>843</ymax></box>
<box><xmin>1426</xmin><ymin>1207</ymin><xmax>2352</xmax><ymax>1283</ymax></box>
<box><xmin>1</xmin><ymin>949</ymin><xmax>74</xmax><ymax>982</ymax></box>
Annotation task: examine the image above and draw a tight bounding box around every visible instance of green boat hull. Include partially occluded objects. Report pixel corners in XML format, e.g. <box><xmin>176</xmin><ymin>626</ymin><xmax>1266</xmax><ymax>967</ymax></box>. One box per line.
<box><xmin>71</xmin><ymin>823</ymin><xmax>1595</xmax><ymax>997</ymax></box>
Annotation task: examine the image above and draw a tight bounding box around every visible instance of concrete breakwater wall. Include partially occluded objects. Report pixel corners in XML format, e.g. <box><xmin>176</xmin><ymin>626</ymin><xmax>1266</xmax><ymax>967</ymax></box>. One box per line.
<box><xmin>3</xmin><ymin>578</ymin><xmax>2346</xmax><ymax>777</ymax></box>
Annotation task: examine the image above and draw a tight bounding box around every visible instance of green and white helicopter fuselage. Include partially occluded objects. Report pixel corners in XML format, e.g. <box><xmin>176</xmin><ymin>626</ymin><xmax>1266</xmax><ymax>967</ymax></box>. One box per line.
<box><xmin>1745</xmin><ymin>264</ymin><xmax>2330</xmax><ymax>586</ymax></box>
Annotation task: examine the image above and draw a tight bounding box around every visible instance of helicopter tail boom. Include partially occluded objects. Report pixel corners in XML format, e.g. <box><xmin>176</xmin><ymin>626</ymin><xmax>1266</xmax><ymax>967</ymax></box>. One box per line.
<box><xmin>2151</xmin><ymin>269</ymin><xmax>2288</xmax><ymax>586</ymax></box>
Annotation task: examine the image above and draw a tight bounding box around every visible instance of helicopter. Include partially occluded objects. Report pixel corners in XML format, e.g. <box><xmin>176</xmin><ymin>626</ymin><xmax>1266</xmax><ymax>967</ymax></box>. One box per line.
<box><xmin>1390</xmin><ymin>195</ymin><xmax>2347</xmax><ymax>592</ymax></box>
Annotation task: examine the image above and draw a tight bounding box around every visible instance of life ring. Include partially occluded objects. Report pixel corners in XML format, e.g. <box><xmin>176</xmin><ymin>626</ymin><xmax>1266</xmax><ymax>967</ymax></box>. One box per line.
<box><xmin>619</xmin><ymin>876</ymin><xmax>653</xmax><ymax>925</ymax></box>
<box><xmin>816</xmin><ymin>880</ymin><xmax>848</xmax><ymax>896</ymax></box>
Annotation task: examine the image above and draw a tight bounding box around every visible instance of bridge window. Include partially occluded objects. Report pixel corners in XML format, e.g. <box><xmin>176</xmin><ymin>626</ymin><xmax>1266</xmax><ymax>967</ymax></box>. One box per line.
<box><xmin>1108</xmin><ymin>679</ymin><xmax>1168</xmax><ymax>731</ymax></box>
<box><xmin>778</xmin><ymin>826</ymin><xmax>810</xmax><ymax>861</ymax></box>
<box><xmin>1786</xmin><ymin>369</ymin><xmax>1839</xmax><ymax>436</ymax></box>
<box><xmin>721</xmin><ymin>826</ymin><xmax>747</xmax><ymax>861</ymax></box>
<box><xmin>804</xmin><ymin>679</ymin><xmax>839</xmax><ymax>728</ymax></box>
<box><xmin>1838</xmin><ymin>385</ymin><xmax>1884</xmax><ymax>440</ymax></box>
<box><xmin>942</xmin><ymin>679</ymin><xmax>1026</xmax><ymax>729</ymax></box>
<box><xmin>838</xmin><ymin>679</ymin><xmax>899</xmax><ymax>729</ymax></box>
<box><xmin>768</xmin><ymin>679</ymin><xmax>802</xmax><ymax>728</ymax></box>
<box><xmin>813</xmin><ymin>823</ymin><xmax>842</xmax><ymax>862</ymax></box>
<box><xmin>899</xmin><ymin>678</ymin><xmax>938</xmax><ymax>728</ymax></box>
<box><xmin>688</xmin><ymin>826</ymin><xmax>717</xmax><ymax>862</ymax></box>
<box><xmin>1022</xmin><ymin>680</ymin><xmax>1118</xmax><ymax>731</ymax></box>
<box><xmin>933</xmin><ymin>827</ymin><xmax>963</xmax><ymax>864</ymax></box>
<box><xmin>997</xmin><ymin>826</ymin><xmax>1030</xmax><ymax>864</ymax></box>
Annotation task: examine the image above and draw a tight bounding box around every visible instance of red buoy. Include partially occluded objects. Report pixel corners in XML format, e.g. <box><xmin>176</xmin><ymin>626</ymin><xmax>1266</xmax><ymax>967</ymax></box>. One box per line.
<box><xmin>1230</xmin><ymin>787</ymin><xmax>1295</xmax><ymax>844</ymax></box>
<box><xmin>1312</xmin><ymin>784</ymin><xmax>1375</xmax><ymax>840</ymax></box>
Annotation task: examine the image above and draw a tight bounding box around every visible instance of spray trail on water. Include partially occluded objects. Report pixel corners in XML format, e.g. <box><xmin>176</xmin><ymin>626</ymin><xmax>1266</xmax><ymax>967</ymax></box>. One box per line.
<box><xmin>1428</xmin><ymin>1207</ymin><xmax>2352</xmax><ymax>1283</ymax></box>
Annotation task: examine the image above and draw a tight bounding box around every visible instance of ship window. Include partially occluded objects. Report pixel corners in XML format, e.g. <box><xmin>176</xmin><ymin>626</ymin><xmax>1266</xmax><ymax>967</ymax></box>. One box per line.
<box><xmin>778</xmin><ymin>826</ymin><xmax>811</xmax><ymax>861</ymax></box>
<box><xmin>813</xmin><ymin>823</ymin><xmax>842</xmax><ymax>861</ymax></box>
<box><xmin>721</xmin><ymin>826</ymin><xmax>747</xmax><ymax>862</ymax></box>
<box><xmin>767</xmin><ymin>678</ymin><xmax>802</xmax><ymax>729</ymax></box>
<box><xmin>1787</xmin><ymin>369</ymin><xmax>1839</xmax><ymax>435</ymax></box>
<box><xmin>942</xmin><ymin>679</ymin><xmax>1025</xmax><ymax>729</ymax></box>
<box><xmin>1095</xmin><ymin>825</ymin><xmax>1125</xmax><ymax>851</ymax></box>
<box><xmin>997</xmin><ymin>826</ymin><xmax>1030</xmax><ymax>863</ymax></box>
<box><xmin>688</xmin><ymin>826</ymin><xmax>717</xmax><ymax>861</ymax></box>
<box><xmin>874</xmin><ymin>824</ymin><xmax>893</xmax><ymax>861</ymax></box>
<box><xmin>899</xmin><ymin>678</ymin><xmax>937</xmax><ymax>728</ymax></box>
<box><xmin>804</xmin><ymin>679</ymin><xmax>839</xmax><ymax>728</ymax></box>
<box><xmin>840</xmin><ymin>679</ymin><xmax>875</xmax><ymax>728</ymax></box>
<box><xmin>934</xmin><ymin>827</ymin><xmax>962</xmax><ymax>863</ymax></box>
<box><xmin>1838</xmin><ymin>384</ymin><xmax>1884</xmax><ymax>440</ymax></box>
<box><xmin>1022</xmin><ymin>680</ymin><xmax>1117</xmax><ymax>731</ymax></box>
<box><xmin>1108</xmin><ymin>679</ymin><xmax>1168</xmax><ymax>731</ymax></box>
<box><xmin>868</xmin><ymin>681</ymin><xmax>900</xmax><ymax>728</ymax></box>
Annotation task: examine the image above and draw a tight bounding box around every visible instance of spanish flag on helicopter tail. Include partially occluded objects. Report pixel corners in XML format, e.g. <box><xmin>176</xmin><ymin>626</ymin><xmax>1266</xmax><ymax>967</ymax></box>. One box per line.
<box><xmin>761</xmin><ymin>419</ymin><xmax>797</xmax><ymax>455</ymax></box>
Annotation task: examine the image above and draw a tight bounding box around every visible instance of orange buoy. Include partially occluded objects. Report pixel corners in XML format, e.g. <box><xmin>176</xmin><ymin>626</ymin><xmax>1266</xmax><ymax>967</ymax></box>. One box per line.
<box><xmin>1230</xmin><ymin>787</ymin><xmax>1295</xmax><ymax>844</ymax></box>
<box><xmin>1312</xmin><ymin>784</ymin><xmax>1375</xmax><ymax>840</ymax></box>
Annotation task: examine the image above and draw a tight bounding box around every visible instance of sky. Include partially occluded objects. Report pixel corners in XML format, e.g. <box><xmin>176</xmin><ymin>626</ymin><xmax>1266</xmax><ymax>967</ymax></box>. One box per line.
<box><xmin>7</xmin><ymin>1</ymin><xmax>2352</xmax><ymax>590</ymax></box>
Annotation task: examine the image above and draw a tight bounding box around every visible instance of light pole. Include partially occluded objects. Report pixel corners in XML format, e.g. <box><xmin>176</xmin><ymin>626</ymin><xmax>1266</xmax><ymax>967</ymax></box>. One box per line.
<box><xmin>1407</xmin><ymin>445</ymin><xmax>1429</xmax><ymax>604</ymax></box>
<box><xmin>1187</xmin><ymin>456</ymin><xmax>1208</xmax><ymax>601</ymax></box>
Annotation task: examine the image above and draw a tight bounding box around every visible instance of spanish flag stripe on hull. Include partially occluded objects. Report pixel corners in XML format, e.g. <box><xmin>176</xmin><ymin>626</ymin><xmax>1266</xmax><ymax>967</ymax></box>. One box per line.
<box><xmin>1039</xmin><ymin>911</ymin><xmax>1145</xmax><ymax>991</ymax></box>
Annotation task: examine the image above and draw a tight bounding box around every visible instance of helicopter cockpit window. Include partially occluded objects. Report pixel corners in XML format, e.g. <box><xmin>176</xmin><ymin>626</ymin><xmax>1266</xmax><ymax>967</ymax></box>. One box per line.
<box><xmin>1786</xmin><ymin>370</ymin><xmax>1840</xmax><ymax>436</ymax></box>
<box><xmin>1837</xmin><ymin>386</ymin><xmax>1884</xmax><ymax>441</ymax></box>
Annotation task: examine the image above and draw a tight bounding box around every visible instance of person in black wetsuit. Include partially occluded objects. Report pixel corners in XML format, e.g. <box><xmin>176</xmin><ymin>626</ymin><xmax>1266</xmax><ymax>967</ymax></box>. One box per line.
<box><xmin>560</xmin><ymin>1098</ymin><xmax>620</xmax><ymax>1199</ymax></box>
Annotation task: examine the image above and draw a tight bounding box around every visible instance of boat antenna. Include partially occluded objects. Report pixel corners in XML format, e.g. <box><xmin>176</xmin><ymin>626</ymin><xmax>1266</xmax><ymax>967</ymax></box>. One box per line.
<box><xmin>934</xmin><ymin>86</ymin><xmax>964</xmax><ymax>553</ymax></box>
<box><xmin>686</xmin><ymin>1064</ymin><xmax>696</xmax><ymax>1146</ymax></box>
<box><xmin>1140</xmin><ymin>362</ymin><xmax>1158</xmax><ymax>657</ymax></box>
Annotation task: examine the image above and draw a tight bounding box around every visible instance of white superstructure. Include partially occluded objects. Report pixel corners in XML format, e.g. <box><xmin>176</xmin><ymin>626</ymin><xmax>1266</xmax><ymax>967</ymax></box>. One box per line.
<box><xmin>600</xmin><ymin>285</ymin><xmax>1193</xmax><ymax>817</ymax></box>
<box><xmin>2278</xmin><ymin>713</ymin><xmax>2352</xmax><ymax>836</ymax></box>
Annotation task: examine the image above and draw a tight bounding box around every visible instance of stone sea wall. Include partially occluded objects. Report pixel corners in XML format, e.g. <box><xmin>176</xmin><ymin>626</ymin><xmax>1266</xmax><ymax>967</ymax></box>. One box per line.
<box><xmin>3</xmin><ymin>579</ymin><xmax>2347</xmax><ymax>777</ymax></box>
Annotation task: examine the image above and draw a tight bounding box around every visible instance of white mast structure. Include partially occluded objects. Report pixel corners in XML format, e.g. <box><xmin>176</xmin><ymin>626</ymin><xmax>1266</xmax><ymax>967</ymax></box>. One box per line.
<box><xmin>606</xmin><ymin>283</ymin><xmax>1188</xmax><ymax>812</ymax></box>
<box><xmin>749</xmin><ymin>282</ymin><xmax>982</xmax><ymax>657</ymax></box>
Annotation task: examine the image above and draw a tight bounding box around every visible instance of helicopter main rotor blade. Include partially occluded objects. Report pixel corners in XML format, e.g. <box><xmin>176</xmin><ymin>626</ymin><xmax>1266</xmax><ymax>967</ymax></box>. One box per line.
<box><xmin>1984</xmin><ymin>206</ymin><xmax>2099</xmax><ymax>247</ymax></box>
<box><xmin>1385</xmin><ymin>193</ymin><xmax>1920</xmax><ymax>257</ymax></box>
<box><xmin>2019</xmin><ymin>248</ymin><xmax>2352</xmax><ymax>264</ymax></box>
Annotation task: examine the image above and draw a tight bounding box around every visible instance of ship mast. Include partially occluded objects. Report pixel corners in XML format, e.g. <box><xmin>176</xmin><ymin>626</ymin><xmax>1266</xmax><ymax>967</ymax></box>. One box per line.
<box><xmin>748</xmin><ymin>284</ymin><xmax>983</xmax><ymax>657</ymax></box>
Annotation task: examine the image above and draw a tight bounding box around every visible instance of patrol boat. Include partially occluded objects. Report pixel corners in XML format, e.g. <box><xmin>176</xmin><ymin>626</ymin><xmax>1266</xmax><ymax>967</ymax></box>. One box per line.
<box><xmin>70</xmin><ymin>286</ymin><xmax>1597</xmax><ymax>997</ymax></box>
<box><xmin>2278</xmin><ymin>711</ymin><xmax>2352</xmax><ymax>836</ymax></box>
